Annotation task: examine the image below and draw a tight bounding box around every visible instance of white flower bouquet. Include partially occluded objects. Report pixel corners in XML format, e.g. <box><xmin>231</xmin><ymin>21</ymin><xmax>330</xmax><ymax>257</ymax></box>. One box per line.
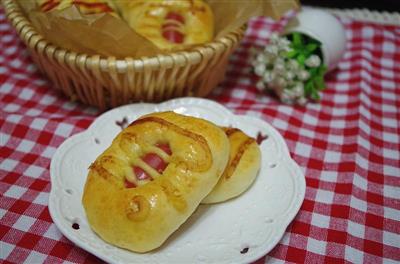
<box><xmin>252</xmin><ymin>32</ymin><xmax>327</xmax><ymax>105</ymax></box>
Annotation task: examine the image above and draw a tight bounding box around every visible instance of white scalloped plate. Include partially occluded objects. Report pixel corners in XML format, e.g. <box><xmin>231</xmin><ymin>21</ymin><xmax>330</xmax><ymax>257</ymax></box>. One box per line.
<box><xmin>49</xmin><ymin>98</ymin><xmax>305</xmax><ymax>264</ymax></box>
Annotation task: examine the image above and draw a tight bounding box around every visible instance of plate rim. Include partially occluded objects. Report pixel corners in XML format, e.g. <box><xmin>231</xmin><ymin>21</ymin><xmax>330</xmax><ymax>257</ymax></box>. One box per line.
<box><xmin>49</xmin><ymin>97</ymin><xmax>306</xmax><ymax>264</ymax></box>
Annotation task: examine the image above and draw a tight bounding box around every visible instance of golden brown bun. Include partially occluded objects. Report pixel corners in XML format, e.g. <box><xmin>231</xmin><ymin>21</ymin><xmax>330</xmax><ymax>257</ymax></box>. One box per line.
<box><xmin>202</xmin><ymin>128</ymin><xmax>261</xmax><ymax>204</ymax></box>
<box><xmin>82</xmin><ymin>111</ymin><xmax>229</xmax><ymax>252</ymax></box>
<box><xmin>37</xmin><ymin>0</ymin><xmax>117</xmax><ymax>14</ymax></box>
<box><xmin>114</xmin><ymin>0</ymin><xmax>214</xmax><ymax>49</ymax></box>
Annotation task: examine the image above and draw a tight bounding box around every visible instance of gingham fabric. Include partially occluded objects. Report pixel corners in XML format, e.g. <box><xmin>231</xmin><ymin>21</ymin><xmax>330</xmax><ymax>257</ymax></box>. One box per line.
<box><xmin>1</xmin><ymin>6</ymin><xmax>399</xmax><ymax>263</ymax></box>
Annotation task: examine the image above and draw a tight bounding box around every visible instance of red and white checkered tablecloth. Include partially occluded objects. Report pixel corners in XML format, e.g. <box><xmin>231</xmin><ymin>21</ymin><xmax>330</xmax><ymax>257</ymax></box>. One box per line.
<box><xmin>1</xmin><ymin>5</ymin><xmax>399</xmax><ymax>263</ymax></box>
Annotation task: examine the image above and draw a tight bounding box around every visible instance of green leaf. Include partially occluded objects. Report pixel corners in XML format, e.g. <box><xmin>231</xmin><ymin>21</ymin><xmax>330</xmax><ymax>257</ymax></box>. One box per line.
<box><xmin>298</xmin><ymin>54</ymin><xmax>306</xmax><ymax>65</ymax></box>
<box><xmin>319</xmin><ymin>64</ymin><xmax>328</xmax><ymax>75</ymax></box>
<box><xmin>285</xmin><ymin>50</ymin><xmax>298</xmax><ymax>58</ymax></box>
<box><xmin>309</xmin><ymin>67</ymin><xmax>318</xmax><ymax>77</ymax></box>
<box><xmin>311</xmin><ymin>89</ymin><xmax>320</xmax><ymax>100</ymax></box>
<box><xmin>306</xmin><ymin>43</ymin><xmax>318</xmax><ymax>53</ymax></box>
<box><xmin>304</xmin><ymin>81</ymin><xmax>313</xmax><ymax>96</ymax></box>
<box><xmin>314</xmin><ymin>76</ymin><xmax>325</xmax><ymax>90</ymax></box>
<box><xmin>304</xmin><ymin>50</ymin><xmax>312</xmax><ymax>58</ymax></box>
<box><xmin>293</xmin><ymin>32</ymin><xmax>303</xmax><ymax>46</ymax></box>
<box><xmin>319</xmin><ymin>79</ymin><xmax>326</xmax><ymax>90</ymax></box>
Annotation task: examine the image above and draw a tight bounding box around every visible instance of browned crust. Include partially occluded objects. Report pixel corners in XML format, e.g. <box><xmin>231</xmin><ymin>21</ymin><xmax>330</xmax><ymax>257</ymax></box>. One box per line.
<box><xmin>129</xmin><ymin>116</ymin><xmax>212</xmax><ymax>172</ymax></box>
<box><xmin>224</xmin><ymin>127</ymin><xmax>240</xmax><ymax>137</ymax></box>
<box><xmin>126</xmin><ymin>195</ymin><xmax>151</xmax><ymax>221</ymax></box>
<box><xmin>223</xmin><ymin>137</ymin><xmax>256</xmax><ymax>180</ymax></box>
<box><xmin>89</xmin><ymin>160</ymin><xmax>113</xmax><ymax>181</ymax></box>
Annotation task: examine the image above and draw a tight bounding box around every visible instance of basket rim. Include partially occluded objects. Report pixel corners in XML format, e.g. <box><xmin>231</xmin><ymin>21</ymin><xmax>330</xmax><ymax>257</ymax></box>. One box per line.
<box><xmin>2</xmin><ymin>0</ymin><xmax>246</xmax><ymax>72</ymax></box>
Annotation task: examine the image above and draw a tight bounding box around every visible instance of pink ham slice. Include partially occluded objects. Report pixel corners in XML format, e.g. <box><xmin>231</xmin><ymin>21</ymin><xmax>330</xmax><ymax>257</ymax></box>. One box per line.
<box><xmin>162</xmin><ymin>12</ymin><xmax>185</xmax><ymax>44</ymax></box>
<box><xmin>125</xmin><ymin>143</ymin><xmax>171</xmax><ymax>188</ymax></box>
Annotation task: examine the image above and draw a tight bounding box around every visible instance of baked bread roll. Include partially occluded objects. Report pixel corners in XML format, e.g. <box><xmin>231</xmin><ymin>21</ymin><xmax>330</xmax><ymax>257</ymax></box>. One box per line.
<box><xmin>114</xmin><ymin>0</ymin><xmax>214</xmax><ymax>50</ymax></box>
<box><xmin>202</xmin><ymin>128</ymin><xmax>261</xmax><ymax>204</ymax></box>
<box><xmin>82</xmin><ymin>111</ymin><xmax>229</xmax><ymax>252</ymax></box>
<box><xmin>38</xmin><ymin>0</ymin><xmax>117</xmax><ymax>14</ymax></box>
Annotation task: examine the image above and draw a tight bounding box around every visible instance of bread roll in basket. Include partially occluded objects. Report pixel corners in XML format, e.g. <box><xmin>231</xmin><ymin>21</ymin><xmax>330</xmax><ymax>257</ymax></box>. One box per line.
<box><xmin>2</xmin><ymin>0</ymin><xmax>245</xmax><ymax>109</ymax></box>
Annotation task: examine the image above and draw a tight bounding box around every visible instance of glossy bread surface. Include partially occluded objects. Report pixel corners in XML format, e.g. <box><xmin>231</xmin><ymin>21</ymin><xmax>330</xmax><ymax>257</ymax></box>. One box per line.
<box><xmin>115</xmin><ymin>0</ymin><xmax>214</xmax><ymax>49</ymax></box>
<box><xmin>202</xmin><ymin>128</ymin><xmax>261</xmax><ymax>204</ymax></box>
<box><xmin>82</xmin><ymin>111</ymin><xmax>229</xmax><ymax>252</ymax></box>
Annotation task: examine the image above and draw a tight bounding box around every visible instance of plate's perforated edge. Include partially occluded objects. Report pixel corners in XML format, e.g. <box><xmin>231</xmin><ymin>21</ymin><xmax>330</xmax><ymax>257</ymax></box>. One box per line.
<box><xmin>49</xmin><ymin>98</ymin><xmax>306</xmax><ymax>264</ymax></box>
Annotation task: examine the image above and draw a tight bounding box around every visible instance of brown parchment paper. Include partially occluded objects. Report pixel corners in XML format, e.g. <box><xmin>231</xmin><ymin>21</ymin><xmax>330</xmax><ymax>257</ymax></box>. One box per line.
<box><xmin>19</xmin><ymin>0</ymin><xmax>300</xmax><ymax>59</ymax></box>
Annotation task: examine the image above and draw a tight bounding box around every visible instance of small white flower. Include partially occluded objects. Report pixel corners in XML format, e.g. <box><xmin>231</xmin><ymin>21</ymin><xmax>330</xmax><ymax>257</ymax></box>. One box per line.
<box><xmin>280</xmin><ymin>46</ymin><xmax>292</xmax><ymax>53</ymax></box>
<box><xmin>305</xmin><ymin>55</ymin><xmax>321</xmax><ymax>68</ymax></box>
<box><xmin>283</xmin><ymin>88</ymin><xmax>294</xmax><ymax>97</ymax></box>
<box><xmin>273</xmin><ymin>63</ymin><xmax>285</xmax><ymax>74</ymax></box>
<box><xmin>269</xmin><ymin>33</ymin><xmax>280</xmax><ymax>44</ymax></box>
<box><xmin>270</xmin><ymin>71</ymin><xmax>278</xmax><ymax>81</ymax></box>
<box><xmin>272</xmin><ymin>58</ymin><xmax>285</xmax><ymax>74</ymax></box>
<box><xmin>293</xmin><ymin>82</ymin><xmax>304</xmax><ymax>97</ymax></box>
<box><xmin>275</xmin><ymin>57</ymin><xmax>284</xmax><ymax>65</ymax></box>
<box><xmin>278</xmin><ymin>37</ymin><xmax>291</xmax><ymax>48</ymax></box>
<box><xmin>280</xmin><ymin>90</ymin><xmax>294</xmax><ymax>104</ymax></box>
<box><xmin>286</xmin><ymin>78</ymin><xmax>295</xmax><ymax>87</ymax></box>
<box><xmin>251</xmin><ymin>31</ymin><xmax>325</xmax><ymax>106</ymax></box>
<box><xmin>266</xmin><ymin>53</ymin><xmax>279</xmax><ymax>62</ymax></box>
<box><xmin>277</xmin><ymin>38</ymin><xmax>291</xmax><ymax>53</ymax></box>
<box><xmin>287</xmin><ymin>59</ymin><xmax>300</xmax><ymax>71</ymax></box>
<box><xmin>263</xmin><ymin>71</ymin><xmax>273</xmax><ymax>83</ymax></box>
<box><xmin>256</xmin><ymin>53</ymin><xmax>267</xmax><ymax>63</ymax></box>
<box><xmin>256</xmin><ymin>80</ymin><xmax>265</xmax><ymax>91</ymax></box>
<box><xmin>297</xmin><ymin>97</ymin><xmax>308</xmax><ymax>105</ymax></box>
<box><xmin>285</xmin><ymin>71</ymin><xmax>295</xmax><ymax>80</ymax></box>
<box><xmin>254</xmin><ymin>63</ymin><xmax>266</xmax><ymax>76</ymax></box>
<box><xmin>274</xmin><ymin>77</ymin><xmax>287</xmax><ymax>88</ymax></box>
<box><xmin>297</xmin><ymin>70</ymin><xmax>310</xmax><ymax>81</ymax></box>
<box><xmin>264</xmin><ymin>45</ymin><xmax>279</xmax><ymax>56</ymax></box>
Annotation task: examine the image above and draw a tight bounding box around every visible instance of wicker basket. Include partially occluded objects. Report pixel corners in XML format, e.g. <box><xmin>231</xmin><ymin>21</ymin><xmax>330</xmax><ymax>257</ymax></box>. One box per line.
<box><xmin>2</xmin><ymin>0</ymin><xmax>245</xmax><ymax>109</ymax></box>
